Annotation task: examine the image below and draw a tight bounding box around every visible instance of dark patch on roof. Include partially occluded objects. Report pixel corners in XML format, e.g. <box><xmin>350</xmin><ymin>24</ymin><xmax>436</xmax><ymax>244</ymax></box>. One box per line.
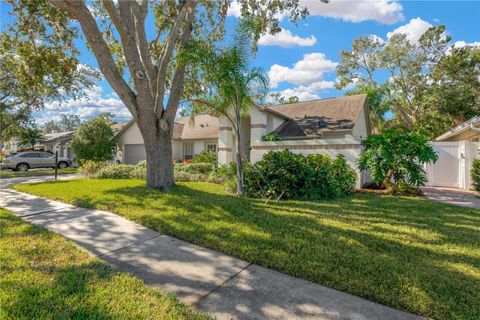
<box><xmin>269</xmin><ymin>94</ymin><xmax>367</xmax><ymax>138</ymax></box>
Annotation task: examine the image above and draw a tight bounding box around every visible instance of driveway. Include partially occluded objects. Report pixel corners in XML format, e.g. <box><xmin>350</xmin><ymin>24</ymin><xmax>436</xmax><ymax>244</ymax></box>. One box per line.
<box><xmin>0</xmin><ymin>173</ymin><xmax>83</xmax><ymax>188</ymax></box>
<box><xmin>421</xmin><ymin>187</ymin><xmax>480</xmax><ymax>209</ymax></box>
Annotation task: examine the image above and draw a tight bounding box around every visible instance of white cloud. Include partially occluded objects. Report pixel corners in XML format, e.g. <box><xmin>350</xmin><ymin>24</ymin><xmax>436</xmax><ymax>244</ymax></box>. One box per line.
<box><xmin>386</xmin><ymin>17</ymin><xmax>432</xmax><ymax>44</ymax></box>
<box><xmin>453</xmin><ymin>40</ymin><xmax>480</xmax><ymax>48</ymax></box>
<box><xmin>300</xmin><ymin>0</ymin><xmax>404</xmax><ymax>24</ymax></box>
<box><xmin>228</xmin><ymin>0</ymin><xmax>403</xmax><ymax>24</ymax></box>
<box><xmin>269</xmin><ymin>79</ymin><xmax>337</xmax><ymax>102</ymax></box>
<box><xmin>271</xmin><ymin>88</ymin><xmax>320</xmax><ymax>102</ymax></box>
<box><xmin>258</xmin><ymin>28</ymin><xmax>316</xmax><ymax>48</ymax></box>
<box><xmin>268</xmin><ymin>53</ymin><xmax>338</xmax><ymax>88</ymax></box>
<box><xmin>227</xmin><ymin>1</ymin><xmax>241</xmax><ymax>17</ymax></box>
<box><xmin>34</xmin><ymin>85</ymin><xmax>131</xmax><ymax>125</ymax></box>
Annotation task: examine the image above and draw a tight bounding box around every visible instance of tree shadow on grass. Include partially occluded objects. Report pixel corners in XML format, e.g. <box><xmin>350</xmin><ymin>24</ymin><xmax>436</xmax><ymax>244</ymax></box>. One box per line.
<box><xmin>91</xmin><ymin>183</ymin><xmax>480</xmax><ymax>320</ymax></box>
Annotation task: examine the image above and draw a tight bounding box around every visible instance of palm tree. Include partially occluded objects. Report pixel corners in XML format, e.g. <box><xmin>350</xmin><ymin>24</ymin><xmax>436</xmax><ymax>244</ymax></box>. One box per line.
<box><xmin>191</xmin><ymin>37</ymin><xmax>268</xmax><ymax>195</ymax></box>
<box><xmin>19</xmin><ymin>127</ymin><xmax>43</xmax><ymax>150</ymax></box>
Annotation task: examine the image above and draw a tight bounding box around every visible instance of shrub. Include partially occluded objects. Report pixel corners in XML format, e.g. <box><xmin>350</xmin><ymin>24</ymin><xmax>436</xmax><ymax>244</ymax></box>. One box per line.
<box><xmin>174</xmin><ymin>171</ymin><xmax>209</xmax><ymax>182</ymax></box>
<box><xmin>304</xmin><ymin>154</ymin><xmax>338</xmax><ymax>198</ymax></box>
<box><xmin>136</xmin><ymin>160</ymin><xmax>147</xmax><ymax>167</ymax></box>
<box><xmin>244</xmin><ymin>150</ymin><xmax>309</xmax><ymax>200</ymax></box>
<box><xmin>97</xmin><ymin>164</ymin><xmax>136</xmax><ymax>179</ymax></box>
<box><xmin>131</xmin><ymin>165</ymin><xmax>147</xmax><ymax>179</ymax></box>
<box><xmin>262</xmin><ymin>133</ymin><xmax>282</xmax><ymax>141</ymax></box>
<box><xmin>358</xmin><ymin>129</ymin><xmax>438</xmax><ymax>193</ymax></box>
<box><xmin>472</xmin><ymin>159</ymin><xmax>480</xmax><ymax>192</ymax></box>
<box><xmin>95</xmin><ymin>163</ymin><xmax>147</xmax><ymax>179</ymax></box>
<box><xmin>191</xmin><ymin>151</ymin><xmax>217</xmax><ymax>165</ymax></box>
<box><xmin>330</xmin><ymin>155</ymin><xmax>357</xmax><ymax>195</ymax></box>
<box><xmin>72</xmin><ymin>114</ymin><xmax>116</xmax><ymax>162</ymax></box>
<box><xmin>174</xmin><ymin>163</ymin><xmax>215</xmax><ymax>175</ymax></box>
<box><xmin>243</xmin><ymin>150</ymin><xmax>356</xmax><ymax>200</ymax></box>
<box><xmin>80</xmin><ymin>160</ymin><xmax>106</xmax><ymax>178</ymax></box>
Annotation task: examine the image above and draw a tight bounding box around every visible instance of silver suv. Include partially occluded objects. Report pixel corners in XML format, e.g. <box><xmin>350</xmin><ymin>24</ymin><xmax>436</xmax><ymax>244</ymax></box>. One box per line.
<box><xmin>1</xmin><ymin>152</ymin><xmax>72</xmax><ymax>171</ymax></box>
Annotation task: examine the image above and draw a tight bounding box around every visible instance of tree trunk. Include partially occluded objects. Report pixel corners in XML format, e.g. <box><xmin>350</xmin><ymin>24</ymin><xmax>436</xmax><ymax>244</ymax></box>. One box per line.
<box><xmin>235</xmin><ymin>110</ymin><xmax>244</xmax><ymax>195</ymax></box>
<box><xmin>137</xmin><ymin>112</ymin><xmax>175</xmax><ymax>190</ymax></box>
<box><xmin>383</xmin><ymin>169</ymin><xmax>395</xmax><ymax>191</ymax></box>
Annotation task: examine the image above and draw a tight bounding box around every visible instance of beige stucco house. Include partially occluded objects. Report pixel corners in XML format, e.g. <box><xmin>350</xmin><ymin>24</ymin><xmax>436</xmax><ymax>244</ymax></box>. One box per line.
<box><xmin>116</xmin><ymin>94</ymin><xmax>371</xmax><ymax>186</ymax></box>
<box><xmin>218</xmin><ymin>94</ymin><xmax>371</xmax><ymax>187</ymax></box>
<box><xmin>115</xmin><ymin>114</ymin><xmax>219</xmax><ymax>164</ymax></box>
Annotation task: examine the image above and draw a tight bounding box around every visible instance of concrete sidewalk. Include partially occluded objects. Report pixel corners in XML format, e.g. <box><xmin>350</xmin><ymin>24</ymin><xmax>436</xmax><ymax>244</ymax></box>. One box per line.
<box><xmin>0</xmin><ymin>173</ymin><xmax>83</xmax><ymax>188</ymax></box>
<box><xmin>0</xmin><ymin>188</ymin><xmax>422</xmax><ymax>320</ymax></box>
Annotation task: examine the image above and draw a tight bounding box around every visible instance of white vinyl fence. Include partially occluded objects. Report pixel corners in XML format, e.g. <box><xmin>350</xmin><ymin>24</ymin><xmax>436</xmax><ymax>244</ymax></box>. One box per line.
<box><xmin>425</xmin><ymin>141</ymin><xmax>479</xmax><ymax>190</ymax></box>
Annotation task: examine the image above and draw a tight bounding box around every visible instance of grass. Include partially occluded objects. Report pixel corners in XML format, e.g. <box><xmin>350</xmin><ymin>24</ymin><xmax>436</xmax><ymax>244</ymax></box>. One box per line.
<box><xmin>15</xmin><ymin>179</ymin><xmax>480</xmax><ymax>320</ymax></box>
<box><xmin>0</xmin><ymin>207</ymin><xmax>209</xmax><ymax>320</ymax></box>
<box><xmin>0</xmin><ymin>167</ymin><xmax>79</xmax><ymax>179</ymax></box>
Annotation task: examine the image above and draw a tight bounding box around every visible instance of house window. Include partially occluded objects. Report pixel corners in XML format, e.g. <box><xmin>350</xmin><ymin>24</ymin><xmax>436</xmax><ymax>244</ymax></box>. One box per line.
<box><xmin>183</xmin><ymin>142</ymin><xmax>194</xmax><ymax>160</ymax></box>
<box><xmin>206</xmin><ymin>143</ymin><xmax>217</xmax><ymax>153</ymax></box>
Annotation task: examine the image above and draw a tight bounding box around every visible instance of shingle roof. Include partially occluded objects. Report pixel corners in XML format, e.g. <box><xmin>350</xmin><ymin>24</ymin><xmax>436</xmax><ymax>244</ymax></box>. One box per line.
<box><xmin>111</xmin><ymin>121</ymin><xmax>130</xmax><ymax>135</ymax></box>
<box><xmin>268</xmin><ymin>94</ymin><xmax>368</xmax><ymax>138</ymax></box>
<box><xmin>176</xmin><ymin>114</ymin><xmax>219</xmax><ymax>140</ymax></box>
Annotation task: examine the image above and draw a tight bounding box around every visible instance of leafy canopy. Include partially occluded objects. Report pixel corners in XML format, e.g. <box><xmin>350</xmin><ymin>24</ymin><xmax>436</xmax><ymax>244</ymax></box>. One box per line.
<box><xmin>43</xmin><ymin>114</ymin><xmax>82</xmax><ymax>133</ymax></box>
<box><xmin>358</xmin><ymin>129</ymin><xmax>438</xmax><ymax>191</ymax></box>
<box><xmin>72</xmin><ymin>114</ymin><xmax>116</xmax><ymax>163</ymax></box>
<box><xmin>337</xmin><ymin>26</ymin><xmax>480</xmax><ymax>138</ymax></box>
<box><xmin>0</xmin><ymin>0</ymin><xmax>98</xmax><ymax>139</ymax></box>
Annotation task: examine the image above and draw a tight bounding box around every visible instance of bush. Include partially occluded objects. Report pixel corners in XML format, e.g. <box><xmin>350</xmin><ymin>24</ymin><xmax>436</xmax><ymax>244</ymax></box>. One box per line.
<box><xmin>358</xmin><ymin>129</ymin><xmax>438</xmax><ymax>193</ymax></box>
<box><xmin>175</xmin><ymin>171</ymin><xmax>209</xmax><ymax>182</ymax></box>
<box><xmin>174</xmin><ymin>163</ymin><xmax>215</xmax><ymax>175</ymax></box>
<box><xmin>244</xmin><ymin>150</ymin><xmax>308</xmax><ymax>200</ymax></box>
<box><xmin>80</xmin><ymin>160</ymin><xmax>106</xmax><ymax>178</ymax></box>
<box><xmin>472</xmin><ymin>159</ymin><xmax>480</xmax><ymax>192</ymax></box>
<box><xmin>330</xmin><ymin>155</ymin><xmax>357</xmax><ymax>195</ymax></box>
<box><xmin>243</xmin><ymin>150</ymin><xmax>356</xmax><ymax>200</ymax></box>
<box><xmin>191</xmin><ymin>151</ymin><xmax>217</xmax><ymax>165</ymax></box>
<box><xmin>131</xmin><ymin>165</ymin><xmax>147</xmax><ymax>179</ymax></box>
<box><xmin>97</xmin><ymin>164</ymin><xmax>136</xmax><ymax>179</ymax></box>
<box><xmin>72</xmin><ymin>114</ymin><xmax>116</xmax><ymax>162</ymax></box>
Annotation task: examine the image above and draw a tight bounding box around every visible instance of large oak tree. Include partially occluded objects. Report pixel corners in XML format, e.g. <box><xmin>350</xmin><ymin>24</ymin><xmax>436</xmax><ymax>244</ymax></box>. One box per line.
<box><xmin>9</xmin><ymin>0</ymin><xmax>326</xmax><ymax>189</ymax></box>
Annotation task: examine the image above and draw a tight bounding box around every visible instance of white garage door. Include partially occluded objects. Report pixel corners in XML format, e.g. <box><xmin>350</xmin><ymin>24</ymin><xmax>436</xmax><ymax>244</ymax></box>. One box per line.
<box><xmin>124</xmin><ymin>144</ymin><xmax>146</xmax><ymax>165</ymax></box>
<box><xmin>426</xmin><ymin>142</ymin><xmax>460</xmax><ymax>188</ymax></box>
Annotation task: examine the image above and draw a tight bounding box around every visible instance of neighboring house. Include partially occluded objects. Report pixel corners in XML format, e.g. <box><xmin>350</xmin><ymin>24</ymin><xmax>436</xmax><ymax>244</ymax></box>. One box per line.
<box><xmin>3</xmin><ymin>122</ymin><xmax>129</xmax><ymax>160</ymax></box>
<box><xmin>115</xmin><ymin>114</ymin><xmax>219</xmax><ymax>164</ymax></box>
<box><xmin>425</xmin><ymin>116</ymin><xmax>480</xmax><ymax>190</ymax></box>
<box><xmin>117</xmin><ymin>94</ymin><xmax>371</xmax><ymax>186</ymax></box>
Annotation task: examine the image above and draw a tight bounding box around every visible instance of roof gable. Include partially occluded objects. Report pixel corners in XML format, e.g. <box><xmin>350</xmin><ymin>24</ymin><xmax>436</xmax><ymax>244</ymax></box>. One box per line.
<box><xmin>268</xmin><ymin>94</ymin><xmax>368</xmax><ymax>138</ymax></box>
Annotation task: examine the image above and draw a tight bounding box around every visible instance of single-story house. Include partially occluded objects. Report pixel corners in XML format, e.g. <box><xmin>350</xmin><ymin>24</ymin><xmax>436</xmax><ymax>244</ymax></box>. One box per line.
<box><xmin>115</xmin><ymin>114</ymin><xmax>219</xmax><ymax>164</ymax></box>
<box><xmin>425</xmin><ymin>116</ymin><xmax>480</xmax><ymax>189</ymax></box>
<box><xmin>117</xmin><ymin>94</ymin><xmax>371</xmax><ymax>186</ymax></box>
<box><xmin>3</xmin><ymin>122</ymin><xmax>129</xmax><ymax>160</ymax></box>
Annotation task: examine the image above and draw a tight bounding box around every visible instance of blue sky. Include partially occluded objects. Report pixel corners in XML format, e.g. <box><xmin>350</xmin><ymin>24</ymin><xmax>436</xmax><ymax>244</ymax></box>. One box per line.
<box><xmin>5</xmin><ymin>0</ymin><xmax>478</xmax><ymax>124</ymax></box>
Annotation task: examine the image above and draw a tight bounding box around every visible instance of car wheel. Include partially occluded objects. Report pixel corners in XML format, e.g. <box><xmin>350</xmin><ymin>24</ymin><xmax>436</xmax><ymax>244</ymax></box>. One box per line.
<box><xmin>16</xmin><ymin>163</ymin><xmax>29</xmax><ymax>172</ymax></box>
<box><xmin>57</xmin><ymin>161</ymin><xmax>68</xmax><ymax>169</ymax></box>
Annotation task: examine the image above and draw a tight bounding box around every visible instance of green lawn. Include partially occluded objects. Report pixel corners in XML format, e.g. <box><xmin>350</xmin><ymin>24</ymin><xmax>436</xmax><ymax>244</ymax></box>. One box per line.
<box><xmin>0</xmin><ymin>208</ymin><xmax>209</xmax><ymax>320</ymax></box>
<box><xmin>15</xmin><ymin>179</ymin><xmax>480</xmax><ymax>320</ymax></box>
<box><xmin>0</xmin><ymin>167</ymin><xmax>79</xmax><ymax>179</ymax></box>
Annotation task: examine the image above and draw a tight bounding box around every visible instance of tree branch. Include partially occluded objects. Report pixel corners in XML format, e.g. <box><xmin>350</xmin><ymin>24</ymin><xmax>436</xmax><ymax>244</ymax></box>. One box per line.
<box><xmin>49</xmin><ymin>0</ymin><xmax>138</xmax><ymax>119</ymax></box>
<box><xmin>154</xmin><ymin>0</ymin><xmax>197</xmax><ymax>113</ymax></box>
<box><xmin>132</xmin><ymin>1</ymin><xmax>156</xmax><ymax>96</ymax></box>
<box><xmin>117</xmin><ymin>0</ymin><xmax>153</xmax><ymax>108</ymax></box>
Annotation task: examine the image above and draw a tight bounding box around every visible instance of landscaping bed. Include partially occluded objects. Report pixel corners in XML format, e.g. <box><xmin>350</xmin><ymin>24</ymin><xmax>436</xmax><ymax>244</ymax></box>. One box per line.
<box><xmin>15</xmin><ymin>179</ymin><xmax>480</xmax><ymax>320</ymax></box>
<box><xmin>0</xmin><ymin>207</ymin><xmax>209</xmax><ymax>320</ymax></box>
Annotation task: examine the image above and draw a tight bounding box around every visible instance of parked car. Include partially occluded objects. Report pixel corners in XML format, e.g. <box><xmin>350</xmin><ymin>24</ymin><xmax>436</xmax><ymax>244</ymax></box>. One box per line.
<box><xmin>1</xmin><ymin>152</ymin><xmax>72</xmax><ymax>171</ymax></box>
